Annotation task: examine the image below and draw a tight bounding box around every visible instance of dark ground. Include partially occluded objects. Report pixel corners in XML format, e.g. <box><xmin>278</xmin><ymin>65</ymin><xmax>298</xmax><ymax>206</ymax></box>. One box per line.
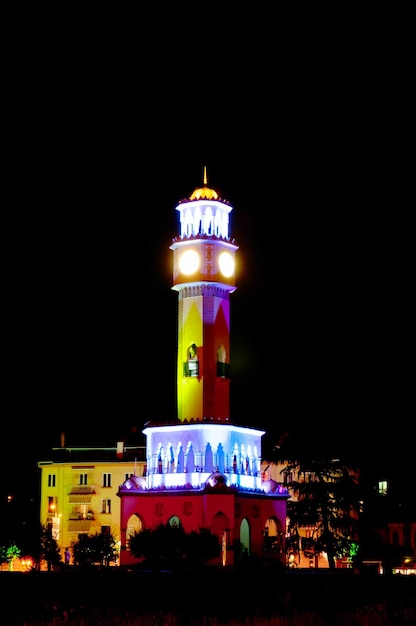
<box><xmin>1</xmin><ymin>568</ymin><xmax>415</xmax><ymax>625</ymax></box>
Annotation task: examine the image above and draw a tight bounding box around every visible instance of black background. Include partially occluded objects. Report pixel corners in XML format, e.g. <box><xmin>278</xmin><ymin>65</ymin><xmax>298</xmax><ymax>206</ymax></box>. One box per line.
<box><xmin>2</xmin><ymin>10</ymin><xmax>414</xmax><ymax>489</ymax></box>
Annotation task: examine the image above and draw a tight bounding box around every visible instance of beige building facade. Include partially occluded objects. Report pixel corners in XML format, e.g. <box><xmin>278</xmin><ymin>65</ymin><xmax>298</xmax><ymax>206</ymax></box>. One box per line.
<box><xmin>38</xmin><ymin>442</ymin><xmax>146</xmax><ymax>563</ymax></box>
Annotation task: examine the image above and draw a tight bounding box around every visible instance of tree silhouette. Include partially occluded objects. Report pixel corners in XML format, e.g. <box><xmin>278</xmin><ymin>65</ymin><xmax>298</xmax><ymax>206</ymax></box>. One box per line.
<box><xmin>0</xmin><ymin>543</ymin><xmax>21</xmax><ymax>571</ymax></box>
<box><xmin>264</xmin><ymin>433</ymin><xmax>361</xmax><ymax>569</ymax></box>
<box><xmin>40</xmin><ymin>524</ymin><xmax>62</xmax><ymax>571</ymax></box>
<box><xmin>72</xmin><ymin>531</ymin><xmax>117</xmax><ymax>566</ymax></box>
<box><xmin>128</xmin><ymin>522</ymin><xmax>220</xmax><ymax>569</ymax></box>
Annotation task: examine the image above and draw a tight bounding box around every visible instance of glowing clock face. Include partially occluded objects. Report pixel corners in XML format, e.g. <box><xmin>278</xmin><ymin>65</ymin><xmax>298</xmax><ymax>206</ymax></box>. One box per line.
<box><xmin>218</xmin><ymin>251</ymin><xmax>235</xmax><ymax>277</ymax></box>
<box><xmin>179</xmin><ymin>249</ymin><xmax>200</xmax><ymax>275</ymax></box>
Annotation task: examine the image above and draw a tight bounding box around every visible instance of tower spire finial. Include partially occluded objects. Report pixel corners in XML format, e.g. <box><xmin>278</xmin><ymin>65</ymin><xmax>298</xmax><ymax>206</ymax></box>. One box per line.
<box><xmin>203</xmin><ymin>165</ymin><xmax>208</xmax><ymax>186</ymax></box>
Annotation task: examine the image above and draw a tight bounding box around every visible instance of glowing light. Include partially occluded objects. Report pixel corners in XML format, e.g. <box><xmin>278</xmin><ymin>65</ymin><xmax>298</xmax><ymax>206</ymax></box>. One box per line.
<box><xmin>20</xmin><ymin>557</ymin><xmax>33</xmax><ymax>572</ymax></box>
<box><xmin>218</xmin><ymin>251</ymin><xmax>234</xmax><ymax>277</ymax></box>
<box><xmin>179</xmin><ymin>249</ymin><xmax>199</xmax><ymax>274</ymax></box>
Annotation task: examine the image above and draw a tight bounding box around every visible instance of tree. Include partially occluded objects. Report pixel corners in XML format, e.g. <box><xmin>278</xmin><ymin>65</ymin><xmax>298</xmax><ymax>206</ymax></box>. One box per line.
<box><xmin>264</xmin><ymin>434</ymin><xmax>362</xmax><ymax>570</ymax></box>
<box><xmin>17</xmin><ymin>522</ymin><xmax>44</xmax><ymax>571</ymax></box>
<box><xmin>128</xmin><ymin>522</ymin><xmax>186</xmax><ymax>567</ymax></box>
<box><xmin>40</xmin><ymin>524</ymin><xmax>62</xmax><ymax>571</ymax></box>
<box><xmin>0</xmin><ymin>543</ymin><xmax>21</xmax><ymax>571</ymax></box>
<box><xmin>90</xmin><ymin>531</ymin><xmax>117</xmax><ymax>566</ymax></box>
<box><xmin>128</xmin><ymin>523</ymin><xmax>220</xmax><ymax>569</ymax></box>
<box><xmin>287</xmin><ymin>458</ymin><xmax>361</xmax><ymax>569</ymax></box>
<box><xmin>0</xmin><ymin>545</ymin><xmax>6</xmax><ymax>569</ymax></box>
<box><xmin>72</xmin><ymin>531</ymin><xmax>117</xmax><ymax>566</ymax></box>
<box><xmin>184</xmin><ymin>528</ymin><xmax>221</xmax><ymax>565</ymax></box>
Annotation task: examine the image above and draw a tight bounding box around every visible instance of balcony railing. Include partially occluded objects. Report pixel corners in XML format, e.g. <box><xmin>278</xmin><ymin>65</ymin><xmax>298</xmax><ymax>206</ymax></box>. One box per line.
<box><xmin>184</xmin><ymin>360</ymin><xmax>199</xmax><ymax>377</ymax></box>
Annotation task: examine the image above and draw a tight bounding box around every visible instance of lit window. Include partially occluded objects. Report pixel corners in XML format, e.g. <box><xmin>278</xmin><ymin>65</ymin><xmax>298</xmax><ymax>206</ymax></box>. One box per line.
<box><xmin>378</xmin><ymin>480</ymin><xmax>388</xmax><ymax>496</ymax></box>
<box><xmin>184</xmin><ymin>343</ymin><xmax>199</xmax><ymax>377</ymax></box>
<box><xmin>101</xmin><ymin>499</ymin><xmax>111</xmax><ymax>514</ymax></box>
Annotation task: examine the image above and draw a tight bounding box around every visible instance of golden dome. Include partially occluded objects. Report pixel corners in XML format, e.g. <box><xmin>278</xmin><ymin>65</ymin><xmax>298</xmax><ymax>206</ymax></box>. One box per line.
<box><xmin>189</xmin><ymin>166</ymin><xmax>219</xmax><ymax>201</ymax></box>
<box><xmin>189</xmin><ymin>185</ymin><xmax>219</xmax><ymax>201</ymax></box>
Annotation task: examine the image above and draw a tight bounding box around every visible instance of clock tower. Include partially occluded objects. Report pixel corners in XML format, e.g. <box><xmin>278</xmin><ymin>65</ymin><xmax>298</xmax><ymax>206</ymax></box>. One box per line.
<box><xmin>170</xmin><ymin>168</ymin><xmax>238</xmax><ymax>423</ymax></box>
<box><xmin>118</xmin><ymin>170</ymin><xmax>289</xmax><ymax>569</ymax></box>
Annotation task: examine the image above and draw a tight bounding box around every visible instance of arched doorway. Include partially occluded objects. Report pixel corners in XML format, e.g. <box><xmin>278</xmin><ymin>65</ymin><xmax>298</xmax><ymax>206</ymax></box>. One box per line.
<box><xmin>211</xmin><ymin>511</ymin><xmax>230</xmax><ymax>566</ymax></box>
<box><xmin>126</xmin><ymin>513</ymin><xmax>143</xmax><ymax>549</ymax></box>
<box><xmin>239</xmin><ymin>518</ymin><xmax>250</xmax><ymax>559</ymax></box>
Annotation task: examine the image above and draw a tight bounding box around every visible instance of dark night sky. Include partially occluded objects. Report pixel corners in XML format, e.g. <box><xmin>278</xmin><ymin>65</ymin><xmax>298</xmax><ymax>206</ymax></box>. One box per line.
<box><xmin>2</xmin><ymin>14</ymin><xmax>414</xmax><ymax>487</ymax></box>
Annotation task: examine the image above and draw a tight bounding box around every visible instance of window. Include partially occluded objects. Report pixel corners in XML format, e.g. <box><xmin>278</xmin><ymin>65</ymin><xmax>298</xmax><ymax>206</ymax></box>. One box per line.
<box><xmin>378</xmin><ymin>480</ymin><xmax>388</xmax><ymax>496</ymax></box>
<box><xmin>103</xmin><ymin>473</ymin><xmax>112</xmax><ymax>487</ymax></box>
<box><xmin>80</xmin><ymin>474</ymin><xmax>88</xmax><ymax>485</ymax></box>
<box><xmin>216</xmin><ymin>362</ymin><xmax>230</xmax><ymax>378</ymax></box>
<box><xmin>48</xmin><ymin>474</ymin><xmax>56</xmax><ymax>487</ymax></box>
<box><xmin>184</xmin><ymin>343</ymin><xmax>199</xmax><ymax>377</ymax></box>
<box><xmin>101</xmin><ymin>499</ymin><xmax>111</xmax><ymax>514</ymax></box>
<box><xmin>125</xmin><ymin>473</ymin><xmax>133</xmax><ymax>482</ymax></box>
<box><xmin>216</xmin><ymin>344</ymin><xmax>230</xmax><ymax>378</ymax></box>
<box><xmin>70</xmin><ymin>504</ymin><xmax>91</xmax><ymax>520</ymax></box>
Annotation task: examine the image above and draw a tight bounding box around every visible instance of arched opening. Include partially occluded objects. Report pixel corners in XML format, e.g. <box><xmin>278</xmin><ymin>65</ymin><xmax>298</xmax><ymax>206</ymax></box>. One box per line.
<box><xmin>211</xmin><ymin>511</ymin><xmax>230</xmax><ymax>566</ymax></box>
<box><xmin>185</xmin><ymin>343</ymin><xmax>199</xmax><ymax>377</ymax></box>
<box><xmin>168</xmin><ymin>516</ymin><xmax>182</xmax><ymax>528</ymax></box>
<box><xmin>126</xmin><ymin>513</ymin><xmax>143</xmax><ymax>549</ymax></box>
<box><xmin>239</xmin><ymin>518</ymin><xmax>250</xmax><ymax>560</ymax></box>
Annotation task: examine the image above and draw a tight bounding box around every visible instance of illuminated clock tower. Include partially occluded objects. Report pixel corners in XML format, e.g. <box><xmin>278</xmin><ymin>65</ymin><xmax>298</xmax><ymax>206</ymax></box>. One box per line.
<box><xmin>118</xmin><ymin>170</ymin><xmax>289</xmax><ymax>569</ymax></box>
<box><xmin>170</xmin><ymin>168</ymin><xmax>238</xmax><ymax>422</ymax></box>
